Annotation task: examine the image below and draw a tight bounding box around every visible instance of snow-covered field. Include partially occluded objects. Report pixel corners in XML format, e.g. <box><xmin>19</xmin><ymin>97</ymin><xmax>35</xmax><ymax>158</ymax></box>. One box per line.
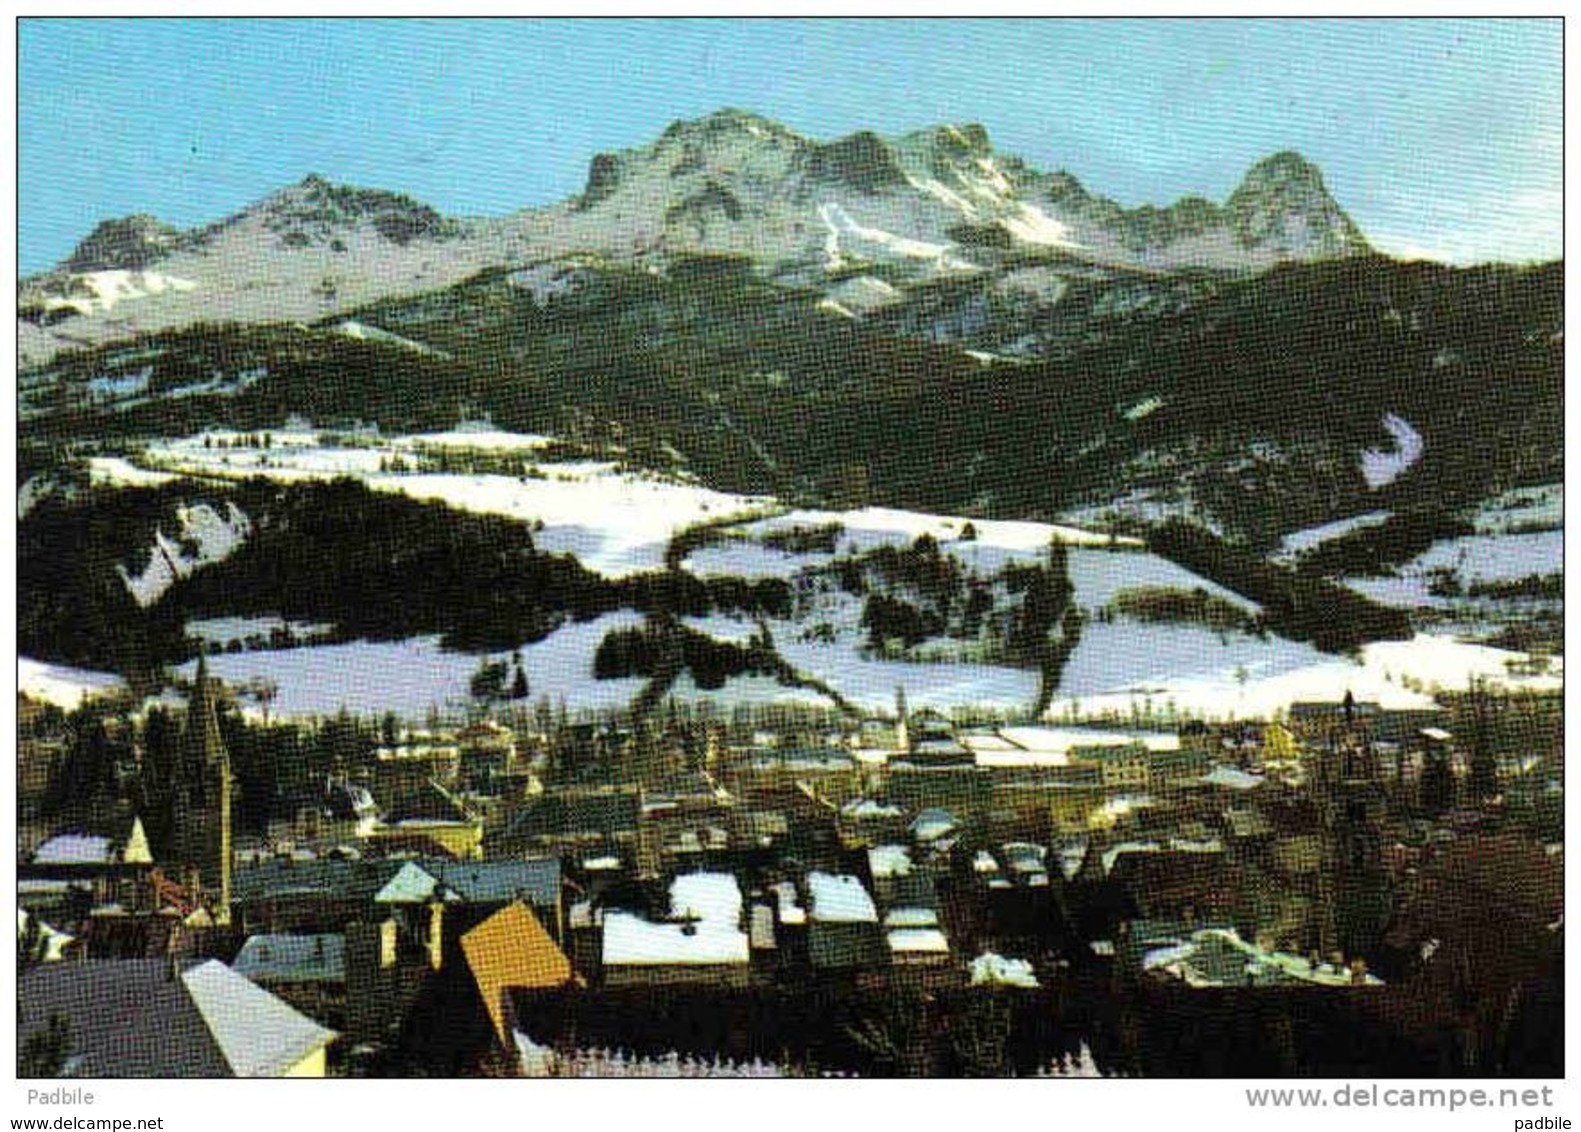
<box><xmin>174</xmin><ymin>609</ymin><xmax>998</xmax><ymax>720</ymax></box>
<box><xmin>185</xmin><ymin>616</ymin><xmax>336</xmax><ymax>648</ymax></box>
<box><xmin>1339</xmin><ymin>528</ymin><xmax>1563</xmax><ymax>611</ymax></box>
<box><xmin>683</xmin><ymin>540</ymin><xmax>817</xmax><ymax>580</ymax></box>
<box><xmin>750</xmin><ymin>506</ymin><xmax>1140</xmax><ymax>554</ymax></box>
<box><xmin>387</xmin><ymin>471</ymin><xmax>771</xmax><ymax>578</ymax></box>
<box><xmin>1411</xmin><ymin>529</ymin><xmax>1563</xmax><ymax>585</ymax></box>
<box><xmin>175</xmin><ymin>612</ymin><xmax>648</xmax><ymax>719</ymax></box>
<box><xmin>677</xmin><ymin>519</ymin><xmax>1267</xmax><ymax>717</ymax></box>
<box><xmin>1063</xmin><ymin>546</ymin><xmax>1257</xmax><ymax>613</ymax></box>
<box><xmin>1472</xmin><ymin>483</ymin><xmax>1563</xmax><ymax>535</ymax></box>
<box><xmin>19</xmin><ymin>657</ymin><xmax>127</xmax><ymax>710</ymax></box>
<box><xmin>775</xmin><ymin>633</ymin><xmax>1039</xmax><ymax>714</ymax></box>
<box><xmin>1046</xmin><ymin>632</ymin><xmax>1562</xmax><ymax>723</ymax></box>
<box><xmin>86</xmin><ymin>456</ymin><xmax>182</xmax><ymax>489</ymax></box>
<box><xmin>59</xmin><ymin>431</ymin><xmax>1562</xmax><ymax>725</ymax></box>
<box><xmin>402</xmin><ymin>427</ymin><xmax>553</xmax><ymax>451</ymax></box>
<box><xmin>1339</xmin><ymin>576</ymin><xmax>1453</xmax><ymax>611</ymax></box>
<box><xmin>132</xmin><ymin>434</ymin><xmax>1144</xmax><ymax>588</ymax></box>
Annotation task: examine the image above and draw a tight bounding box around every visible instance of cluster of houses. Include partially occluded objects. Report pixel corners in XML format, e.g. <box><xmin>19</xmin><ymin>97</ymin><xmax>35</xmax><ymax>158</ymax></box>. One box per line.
<box><xmin>17</xmin><ymin>679</ymin><xmax>1564</xmax><ymax>1077</ymax></box>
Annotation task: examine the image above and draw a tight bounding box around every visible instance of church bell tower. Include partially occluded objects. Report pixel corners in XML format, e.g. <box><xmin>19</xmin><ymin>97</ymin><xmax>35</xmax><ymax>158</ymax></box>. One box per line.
<box><xmin>173</xmin><ymin>656</ymin><xmax>233</xmax><ymax>924</ymax></box>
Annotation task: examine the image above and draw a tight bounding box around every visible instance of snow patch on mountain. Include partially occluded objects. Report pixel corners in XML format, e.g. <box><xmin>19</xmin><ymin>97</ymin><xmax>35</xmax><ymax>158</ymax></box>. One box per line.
<box><xmin>332</xmin><ymin>319</ymin><xmax>450</xmax><ymax>358</ymax></box>
<box><xmin>86</xmin><ymin>456</ymin><xmax>182</xmax><ymax>489</ymax></box>
<box><xmin>824</xmin><ymin>274</ymin><xmax>904</xmax><ymax>315</ymax></box>
<box><xmin>905</xmin><ymin>174</ymin><xmax>979</xmax><ymax>217</ymax></box>
<box><xmin>818</xmin><ymin>202</ymin><xmax>968</xmax><ymax>271</ymax></box>
<box><xmin>1360</xmin><ymin>413</ymin><xmax>1423</xmax><ymax>489</ymax></box>
<box><xmin>117</xmin><ymin>501</ymin><xmax>252</xmax><ymax>607</ymax></box>
<box><xmin>1000</xmin><ymin>201</ymin><xmax>1080</xmax><ymax>249</ymax></box>
<box><xmin>41</xmin><ymin>269</ymin><xmax>196</xmax><ymax>316</ymax></box>
<box><xmin>1276</xmin><ymin>510</ymin><xmax>1393</xmax><ymax>560</ymax></box>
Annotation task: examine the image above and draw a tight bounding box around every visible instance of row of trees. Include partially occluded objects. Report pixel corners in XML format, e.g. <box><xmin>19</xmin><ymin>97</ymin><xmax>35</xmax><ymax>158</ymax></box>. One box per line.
<box><xmin>1294</xmin><ymin>507</ymin><xmax>1473</xmax><ymax>578</ymax></box>
<box><xmin>1148</xmin><ymin>520</ymin><xmax>1412</xmax><ymax>653</ymax></box>
<box><xmin>592</xmin><ymin>621</ymin><xmax>778</xmax><ymax>691</ymax></box>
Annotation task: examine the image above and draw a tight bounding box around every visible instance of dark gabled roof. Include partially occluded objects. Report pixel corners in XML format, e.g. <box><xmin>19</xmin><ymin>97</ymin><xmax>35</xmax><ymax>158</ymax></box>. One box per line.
<box><xmin>808</xmin><ymin>920</ymin><xmax>888</xmax><ymax>970</ymax></box>
<box><xmin>433</xmin><ymin>859</ymin><xmax>561</xmax><ymax>907</ymax></box>
<box><xmin>233</xmin><ymin>934</ymin><xmax>346</xmax><ymax>984</ymax></box>
<box><xmin>500</xmin><ymin>790</ymin><xmax>641</xmax><ymax>841</ymax></box>
<box><xmin>229</xmin><ymin>859</ymin><xmax>405</xmax><ymax>906</ymax></box>
<box><xmin>19</xmin><ymin>960</ymin><xmax>230</xmax><ymax>1077</ymax></box>
<box><xmin>887</xmin><ymin>871</ymin><xmax>939</xmax><ymax>911</ymax></box>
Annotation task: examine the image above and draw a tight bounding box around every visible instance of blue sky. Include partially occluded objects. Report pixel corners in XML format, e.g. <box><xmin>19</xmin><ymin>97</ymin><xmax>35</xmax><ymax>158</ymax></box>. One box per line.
<box><xmin>19</xmin><ymin>18</ymin><xmax>1562</xmax><ymax>273</ymax></box>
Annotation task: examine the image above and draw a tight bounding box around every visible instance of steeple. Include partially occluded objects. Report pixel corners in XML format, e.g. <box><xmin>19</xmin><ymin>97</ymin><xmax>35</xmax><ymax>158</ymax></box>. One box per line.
<box><xmin>174</xmin><ymin>656</ymin><xmax>233</xmax><ymax>925</ymax></box>
<box><xmin>1313</xmin><ymin>706</ymin><xmax>1388</xmax><ymax>961</ymax></box>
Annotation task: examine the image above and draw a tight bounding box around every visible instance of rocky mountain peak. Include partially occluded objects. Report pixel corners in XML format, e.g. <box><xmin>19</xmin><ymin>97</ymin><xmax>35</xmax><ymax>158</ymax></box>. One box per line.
<box><xmin>909</xmin><ymin>122</ymin><xmax>993</xmax><ymax>160</ymax></box>
<box><xmin>803</xmin><ymin>129</ymin><xmax>910</xmax><ymax>194</ymax></box>
<box><xmin>661</xmin><ymin>107</ymin><xmax>801</xmax><ymax>145</ymax></box>
<box><xmin>1236</xmin><ymin>149</ymin><xmax>1326</xmax><ymax>193</ymax></box>
<box><xmin>1227</xmin><ymin>150</ymin><xmax>1369</xmax><ymax>257</ymax></box>
<box><xmin>63</xmin><ymin>214</ymin><xmax>185</xmax><ymax>273</ymax></box>
<box><xmin>257</xmin><ymin>175</ymin><xmax>458</xmax><ymax>247</ymax></box>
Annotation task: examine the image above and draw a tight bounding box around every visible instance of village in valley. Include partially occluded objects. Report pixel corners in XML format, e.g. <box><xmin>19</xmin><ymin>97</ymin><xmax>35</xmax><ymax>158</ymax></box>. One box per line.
<box><xmin>17</xmin><ymin>641</ymin><xmax>1563</xmax><ymax>1078</ymax></box>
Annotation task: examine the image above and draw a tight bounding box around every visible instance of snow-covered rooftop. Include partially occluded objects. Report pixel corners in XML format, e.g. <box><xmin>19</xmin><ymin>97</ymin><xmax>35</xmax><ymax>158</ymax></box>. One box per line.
<box><xmin>993</xmin><ymin>726</ymin><xmax>1181</xmax><ymax>755</ymax></box>
<box><xmin>373</xmin><ymin>861</ymin><xmax>457</xmax><ymax>904</ymax></box>
<box><xmin>887</xmin><ymin>928</ymin><xmax>950</xmax><ymax>954</ymax></box>
<box><xmin>884</xmin><ymin>907</ymin><xmax>939</xmax><ymax>929</ymax></box>
<box><xmin>806</xmin><ymin>872</ymin><xmax>878</xmax><ymax>924</ymax></box>
<box><xmin>182</xmin><ymin>959</ymin><xmax>337</xmax><ymax>1076</ymax></box>
<box><xmin>1200</xmin><ymin>766</ymin><xmax>1266</xmax><ymax>791</ymax></box>
<box><xmin>970</xmin><ymin>952</ymin><xmax>1039</xmax><ymax>988</ymax></box>
<box><xmin>841</xmin><ymin>798</ymin><xmax>903</xmax><ymax>819</ymax></box>
<box><xmin>602</xmin><ymin>872</ymin><xmax>749</xmax><ymax>966</ymax></box>
<box><xmin>868</xmin><ymin>844</ymin><xmax>914</xmax><ymax>879</ymax></box>
<box><xmin>232</xmin><ymin>934</ymin><xmax>346</xmax><ymax>984</ymax></box>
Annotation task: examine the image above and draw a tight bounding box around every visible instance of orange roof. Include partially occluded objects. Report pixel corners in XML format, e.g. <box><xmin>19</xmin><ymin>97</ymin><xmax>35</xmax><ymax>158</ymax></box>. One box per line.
<box><xmin>460</xmin><ymin>901</ymin><xmax>574</xmax><ymax>1043</ymax></box>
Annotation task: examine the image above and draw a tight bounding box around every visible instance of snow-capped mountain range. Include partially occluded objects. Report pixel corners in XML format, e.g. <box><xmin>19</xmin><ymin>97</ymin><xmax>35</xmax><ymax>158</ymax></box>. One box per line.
<box><xmin>19</xmin><ymin>109</ymin><xmax>1369</xmax><ymax>366</ymax></box>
